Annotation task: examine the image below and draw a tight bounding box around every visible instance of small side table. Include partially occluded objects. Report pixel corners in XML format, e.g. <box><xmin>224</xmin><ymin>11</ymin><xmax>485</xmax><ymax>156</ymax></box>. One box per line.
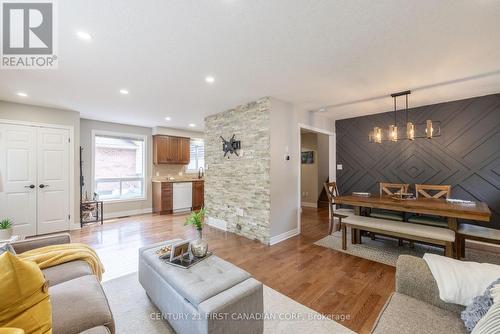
<box><xmin>80</xmin><ymin>201</ymin><xmax>104</xmax><ymax>227</ymax></box>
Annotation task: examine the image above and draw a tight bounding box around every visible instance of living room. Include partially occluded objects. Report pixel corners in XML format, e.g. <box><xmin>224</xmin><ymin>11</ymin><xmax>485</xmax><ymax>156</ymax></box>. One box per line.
<box><xmin>1</xmin><ymin>1</ymin><xmax>500</xmax><ymax>334</ymax></box>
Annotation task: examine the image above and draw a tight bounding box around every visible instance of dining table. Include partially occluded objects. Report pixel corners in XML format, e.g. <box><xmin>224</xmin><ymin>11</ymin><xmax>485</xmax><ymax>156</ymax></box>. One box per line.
<box><xmin>333</xmin><ymin>194</ymin><xmax>492</xmax><ymax>256</ymax></box>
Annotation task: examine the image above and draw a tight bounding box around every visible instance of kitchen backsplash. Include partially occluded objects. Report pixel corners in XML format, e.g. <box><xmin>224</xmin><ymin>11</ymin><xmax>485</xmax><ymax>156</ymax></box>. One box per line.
<box><xmin>153</xmin><ymin>164</ymin><xmax>198</xmax><ymax>178</ymax></box>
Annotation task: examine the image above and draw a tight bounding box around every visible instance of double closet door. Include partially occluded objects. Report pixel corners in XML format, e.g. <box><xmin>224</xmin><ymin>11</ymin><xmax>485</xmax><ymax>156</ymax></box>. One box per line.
<box><xmin>0</xmin><ymin>123</ymin><xmax>70</xmax><ymax>236</ymax></box>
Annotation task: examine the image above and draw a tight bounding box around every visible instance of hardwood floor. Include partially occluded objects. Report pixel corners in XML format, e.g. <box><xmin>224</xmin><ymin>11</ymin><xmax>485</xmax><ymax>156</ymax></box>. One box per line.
<box><xmin>70</xmin><ymin>207</ymin><xmax>395</xmax><ymax>334</ymax></box>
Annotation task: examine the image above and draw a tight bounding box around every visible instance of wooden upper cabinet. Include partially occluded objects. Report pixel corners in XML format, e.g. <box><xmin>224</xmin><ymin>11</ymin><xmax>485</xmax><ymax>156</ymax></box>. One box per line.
<box><xmin>167</xmin><ymin>136</ymin><xmax>179</xmax><ymax>162</ymax></box>
<box><xmin>179</xmin><ymin>137</ymin><xmax>190</xmax><ymax>163</ymax></box>
<box><xmin>153</xmin><ymin>135</ymin><xmax>190</xmax><ymax>164</ymax></box>
<box><xmin>153</xmin><ymin>136</ymin><xmax>169</xmax><ymax>164</ymax></box>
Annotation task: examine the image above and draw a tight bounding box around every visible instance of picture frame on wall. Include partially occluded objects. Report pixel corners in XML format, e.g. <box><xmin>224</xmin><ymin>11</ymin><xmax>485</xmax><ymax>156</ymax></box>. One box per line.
<box><xmin>301</xmin><ymin>151</ymin><xmax>314</xmax><ymax>164</ymax></box>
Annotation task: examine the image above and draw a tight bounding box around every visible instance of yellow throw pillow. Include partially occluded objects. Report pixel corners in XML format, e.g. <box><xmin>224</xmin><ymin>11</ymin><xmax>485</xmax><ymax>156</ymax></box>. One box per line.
<box><xmin>0</xmin><ymin>252</ymin><xmax>52</xmax><ymax>334</ymax></box>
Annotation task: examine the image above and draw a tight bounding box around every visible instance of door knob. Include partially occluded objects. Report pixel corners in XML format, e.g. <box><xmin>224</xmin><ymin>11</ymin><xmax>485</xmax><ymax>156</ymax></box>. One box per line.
<box><xmin>24</xmin><ymin>184</ymin><xmax>35</xmax><ymax>189</ymax></box>
<box><xmin>39</xmin><ymin>184</ymin><xmax>49</xmax><ymax>188</ymax></box>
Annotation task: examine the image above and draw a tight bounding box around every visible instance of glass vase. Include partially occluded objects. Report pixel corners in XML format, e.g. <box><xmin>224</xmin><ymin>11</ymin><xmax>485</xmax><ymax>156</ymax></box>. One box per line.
<box><xmin>191</xmin><ymin>229</ymin><xmax>208</xmax><ymax>258</ymax></box>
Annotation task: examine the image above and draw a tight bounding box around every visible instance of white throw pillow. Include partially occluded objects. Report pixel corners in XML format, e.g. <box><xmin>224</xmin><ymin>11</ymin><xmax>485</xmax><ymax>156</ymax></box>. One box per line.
<box><xmin>423</xmin><ymin>253</ymin><xmax>500</xmax><ymax>306</ymax></box>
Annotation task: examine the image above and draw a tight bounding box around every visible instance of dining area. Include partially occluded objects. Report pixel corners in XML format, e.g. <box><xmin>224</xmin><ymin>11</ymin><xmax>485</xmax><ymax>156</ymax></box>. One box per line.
<box><xmin>324</xmin><ymin>181</ymin><xmax>497</xmax><ymax>260</ymax></box>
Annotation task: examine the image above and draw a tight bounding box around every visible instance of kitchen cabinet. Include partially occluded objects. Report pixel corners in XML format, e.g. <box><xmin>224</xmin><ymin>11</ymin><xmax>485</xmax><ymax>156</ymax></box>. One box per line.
<box><xmin>179</xmin><ymin>137</ymin><xmax>190</xmax><ymax>163</ymax></box>
<box><xmin>152</xmin><ymin>180</ymin><xmax>204</xmax><ymax>215</ymax></box>
<box><xmin>153</xmin><ymin>135</ymin><xmax>190</xmax><ymax>164</ymax></box>
<box><xmin>152</xmin><ymin>182</ymin><xmax>173</xmax><ymax>214</ymax></box>
<box><xmin>192</xmin><ymin>181</ymin><xmax>204</xmax><ymax>211</ymax></box>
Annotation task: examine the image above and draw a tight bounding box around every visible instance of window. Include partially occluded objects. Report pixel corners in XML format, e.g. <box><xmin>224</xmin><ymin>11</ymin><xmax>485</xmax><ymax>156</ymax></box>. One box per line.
<box><xmin>187</xmin><ymin>139</ymin><xmax>204</xmax><ymax>171</ymax></box>
<box><xmin>93</xmin><ymin>132</ymin><xmax>146</xmax><ymax>202</ymax></box>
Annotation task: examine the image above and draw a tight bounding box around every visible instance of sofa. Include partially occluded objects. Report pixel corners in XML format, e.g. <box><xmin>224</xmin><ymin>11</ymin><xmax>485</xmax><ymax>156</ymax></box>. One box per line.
<box><xmin>371</xmin><ymin>255</ymin><xmax>466</xmax><ymax>333</ymax></box>
<box><xmin>11</xmin><ymin>234</ymin><xmax>115</xmax><ymax>334</ymax></box>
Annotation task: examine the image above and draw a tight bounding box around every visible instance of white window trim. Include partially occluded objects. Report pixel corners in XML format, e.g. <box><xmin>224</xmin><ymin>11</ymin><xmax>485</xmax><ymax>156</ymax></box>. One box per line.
<box><xmin>186</xmin><ymin>138</ymin><xmax>204</xmax><ymax>173</ymax></box>
<box><xmin>91</xmin><ymin>130</ymin><xmax>147</xmax><ymax>203</ymax></box>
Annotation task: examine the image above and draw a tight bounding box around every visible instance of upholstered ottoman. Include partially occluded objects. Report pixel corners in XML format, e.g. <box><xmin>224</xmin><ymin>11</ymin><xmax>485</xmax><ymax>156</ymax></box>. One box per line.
<box><xmin>138</xmin><ymin>240</ymin><xmax>263</xmax><ymax>334</ymax></box>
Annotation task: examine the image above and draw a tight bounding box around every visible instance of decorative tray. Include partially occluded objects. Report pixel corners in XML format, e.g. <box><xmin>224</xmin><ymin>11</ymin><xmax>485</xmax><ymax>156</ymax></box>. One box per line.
<box><xmin>391</xmin><ymin>193</ymin><xmax>416</xmax><ymax>201</ymax></box>
<box><xmin>162</xmin><ymin>252</ymin><xmax>213</xmax><ymax>269</ymax></box>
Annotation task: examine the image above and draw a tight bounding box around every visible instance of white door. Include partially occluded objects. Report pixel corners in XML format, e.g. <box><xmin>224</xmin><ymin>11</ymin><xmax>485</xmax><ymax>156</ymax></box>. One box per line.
<box><xmin>0</xmin><ymin>124</ymin><xmax>37</xmax><ymax>236</ymax></box>
<box><xmin>37</xmin><ymin>127</ymin><xmax>70</xmax><ymax>235</ymax></box>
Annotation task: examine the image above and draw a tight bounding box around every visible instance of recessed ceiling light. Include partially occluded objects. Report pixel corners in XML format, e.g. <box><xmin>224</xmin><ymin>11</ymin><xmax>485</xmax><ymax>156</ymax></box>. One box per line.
<box><xmin>188</xmin><ymin>123</ymin><xmax>196</xmax><ymax>127</ymax></box>
<box><xmin>119</xmin><ymin>89</ymin><xmax>129</xmax><ymax>95</ymax></box>
<box><xmin>76</xmin><ymin>31</ymin><xmax>92</xmax><ymax>41</ymax></box>
<box><xmin>165</xmin><ymin>117</ymin><xmax>171</xmax><ymax>121</ymax></box>
<box><xmin>16</xmin><ymin>92</ymin><xmax>28</xmax><ymax>97</ymax></box>
<box><xmin>205</xmin><ymin>76</ymin><xmax>215</xmax><ymax>84</ymax></box>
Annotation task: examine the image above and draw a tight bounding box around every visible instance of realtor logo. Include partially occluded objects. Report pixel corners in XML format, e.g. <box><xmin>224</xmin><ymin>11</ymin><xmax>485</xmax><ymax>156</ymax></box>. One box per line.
<box><xmin>1</xmin><ymin>1</ymin><xmax>57</xmax><ymax>69</ymax></box>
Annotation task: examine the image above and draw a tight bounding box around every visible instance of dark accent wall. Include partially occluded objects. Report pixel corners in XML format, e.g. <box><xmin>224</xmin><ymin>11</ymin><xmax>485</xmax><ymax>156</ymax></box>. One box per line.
<box><xmin>336</xmin><ymin>93</ymin><xmax>500</xmax><ymax>229</ymax></box>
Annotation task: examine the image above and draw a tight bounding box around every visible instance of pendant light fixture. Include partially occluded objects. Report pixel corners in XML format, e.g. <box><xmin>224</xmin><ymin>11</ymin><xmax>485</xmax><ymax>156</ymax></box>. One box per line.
<box><xmin>369</xmin><ymin>90</ymin><xmax>441</xmax><ymax>143</ymax></box>
<box><xmin>426</xmin><ymin>120</ymin><xmax>434</xmax><ymax>138</ymax></box>
<box><xmin>389</xmin><ymin>125</ymin><xmax>398</xmax><ymax>142</ymax></box>
<box><xmin>389</xmin><ymin>95</ymin><xmax>398</xmax><ymax>142</ymax></box>
<box><xmin>405</xmin><ymin>93</ymin><xmax>415</xmax><ymax>140</ymax></box>
<box><xmin>374</xmin><ymin>127</ymin><xmax>382</xmax><ymax>143</ymax></box>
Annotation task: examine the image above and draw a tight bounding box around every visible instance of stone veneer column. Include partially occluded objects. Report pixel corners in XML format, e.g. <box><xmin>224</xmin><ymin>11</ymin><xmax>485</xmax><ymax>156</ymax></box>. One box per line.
<box><xmin>204</xmin><ymin>97</ymin><xmax>271</xmax><ymax>244</ymax></box>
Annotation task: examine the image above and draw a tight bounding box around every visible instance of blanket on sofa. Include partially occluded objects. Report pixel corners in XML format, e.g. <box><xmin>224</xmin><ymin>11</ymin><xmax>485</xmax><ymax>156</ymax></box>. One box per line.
<box><xmin>18</xmin><ymin>243</ymin><xmax>104</xmax><ymax>281</ymax></box>
<box><xmin>423</xmin><ymin>253</ymin><xmax>500</xmax><ymax>306</ymax></box>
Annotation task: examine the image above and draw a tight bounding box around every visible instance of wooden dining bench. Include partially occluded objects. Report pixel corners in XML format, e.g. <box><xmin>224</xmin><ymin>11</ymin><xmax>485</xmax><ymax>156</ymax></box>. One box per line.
<box><xmin>341</xmin><ymin>215</ymin><xmax>456</xmax><ymax>257</ymax></box>
<box><xmin>456</xmin><ymin>224</ymin><xmax>500</xmax><ymax>259</ymax></box>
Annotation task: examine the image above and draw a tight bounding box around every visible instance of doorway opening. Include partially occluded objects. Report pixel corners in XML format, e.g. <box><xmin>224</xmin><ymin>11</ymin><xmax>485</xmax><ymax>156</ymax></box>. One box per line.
<box><xmin>298</xmin><ymin>125</ymin><xmax>333</xmax><ymax>236</ymax></box>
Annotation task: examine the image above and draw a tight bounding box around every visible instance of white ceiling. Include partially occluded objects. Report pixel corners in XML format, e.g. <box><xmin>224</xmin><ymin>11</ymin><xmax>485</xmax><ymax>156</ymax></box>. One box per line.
<box><xmin>1</xmin><ymin>0</ymin><xmax>500</xmax><ymax>129</ymax></box>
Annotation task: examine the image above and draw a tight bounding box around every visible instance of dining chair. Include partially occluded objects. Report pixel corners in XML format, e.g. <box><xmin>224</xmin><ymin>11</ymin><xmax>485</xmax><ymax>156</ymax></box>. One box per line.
<box><xmin>379</xmin><ymin>182</ymin><xmax>409</xmax><ymax>197</ymax></box>
<box><xmin>324</xmin><ymin>181</ymin><xmax>354</xmax><ymax>234</ymax></box>
<box><xmin>415</xmin><ymin>184</ymin><xmax>451</xmax><ymax>200</ymax></box>
<box><xmin>408</xmin><ymin>184</ymin><xmax>451</xmax><ymax>228</ymax></box>
<box><xmin>367</xmin><ymin>182</ymin><xmax>410</xmax><ymax>244</ymax></box>
<box><xmin>370</xmin><ymin>182</ymin><xmax>409</xmax><ymax>221</ymax></box>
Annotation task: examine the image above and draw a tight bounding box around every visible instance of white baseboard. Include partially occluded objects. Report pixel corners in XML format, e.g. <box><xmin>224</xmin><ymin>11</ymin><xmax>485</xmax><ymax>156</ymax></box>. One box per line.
<box><xmin>207</xmin><ymin>216</ymin><xmax>228</xmax><ymax>231</ymax></box>
<box><xmin>104</xmin><ymin>208</ymin><xmax>152</xmax><ymax>220</ymax></box>
<box><xmin>70</xmin><ymin>223</ymin><xmax>81</xmax><ymax>230</ymax></box>
<box><xmin>269</xmin><ymin>228</ymin><xmax>299</xmax><ymax>246</ymax></box>
<box><xmin>301</xmin><ymin>202</ymin><xmax>318</xmax><ymax>208</ymax></box>
<box><xmin>70</xmin><ymin>208</ymin><xmax>152</xmax><ymax>229</ymax></box>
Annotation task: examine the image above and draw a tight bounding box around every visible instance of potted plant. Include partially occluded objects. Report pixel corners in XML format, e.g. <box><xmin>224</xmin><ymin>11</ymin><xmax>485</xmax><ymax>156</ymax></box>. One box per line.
<box><xmin>185</xmin><ymin>208</ymin><xmax>208</xmax><ymax>257</ymax></box>
<box><xmin>0</xmin><ymin>218</ymin><xmax>13</xmax><ymax>240</ymax></box>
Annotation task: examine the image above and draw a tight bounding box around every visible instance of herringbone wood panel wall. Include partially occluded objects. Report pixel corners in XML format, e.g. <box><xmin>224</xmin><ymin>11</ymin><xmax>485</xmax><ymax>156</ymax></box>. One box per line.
<box><xmin>336</xmin><ymin>93</ymin><xmax>500</xmax><ymax>229</ymax></box>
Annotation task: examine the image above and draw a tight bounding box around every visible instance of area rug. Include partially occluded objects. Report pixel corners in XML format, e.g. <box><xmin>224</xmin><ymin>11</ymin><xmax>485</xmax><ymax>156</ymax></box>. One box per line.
<box><xmin>102</xmin><ymin>273</ymin><xmax>355</xmax><ymax>334</ymax></box>
<box><xmin>315</xmin><ymin>231</ymin><xmax>500</xmax><ymax>266</ymax></box>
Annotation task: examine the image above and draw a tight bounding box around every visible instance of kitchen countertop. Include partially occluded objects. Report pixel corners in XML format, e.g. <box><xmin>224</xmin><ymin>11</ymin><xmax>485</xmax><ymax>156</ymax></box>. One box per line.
<box><xmin>152</xmin><ymin>178</ymin><xmax>204</xmax><ymax>183</ymax></box>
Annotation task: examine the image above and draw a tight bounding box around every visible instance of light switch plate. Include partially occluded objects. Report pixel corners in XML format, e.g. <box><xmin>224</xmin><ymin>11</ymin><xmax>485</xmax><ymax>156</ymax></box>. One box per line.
<box><xmin>236</xmin><ymin>208</ymin><xmax>244</xmax><ymax>217</ymax></box>
<box><xmin>337</xmin><ymin>164</ymin><xmax>343</xmax><ymax>170</ymax></box>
